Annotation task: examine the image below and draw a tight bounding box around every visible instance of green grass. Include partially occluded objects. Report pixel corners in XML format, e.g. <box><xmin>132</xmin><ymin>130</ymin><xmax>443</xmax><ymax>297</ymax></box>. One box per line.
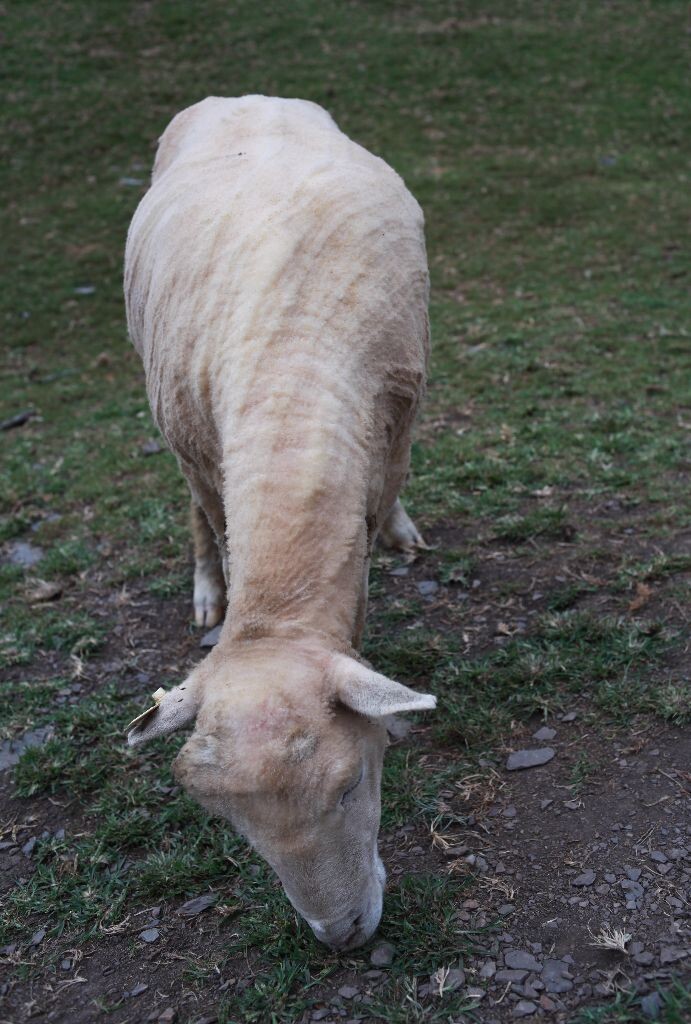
<box><xmin>1</xmin><ymin>0</ymin><xmax>690</xmax><ymax>1020</ymax></box>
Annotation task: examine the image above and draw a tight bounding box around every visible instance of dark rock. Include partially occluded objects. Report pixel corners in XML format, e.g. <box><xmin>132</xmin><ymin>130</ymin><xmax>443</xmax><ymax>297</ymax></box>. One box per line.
<box><xmin>640</xmin><ymin>992</ymin><xmax>663</xmax><ymax>1019</ymax></box>
<box><xmin>200</xmin><ymin>626</ymin><xmax>222</xmax><ymax>648</ymax></box>
<box><xmin>513</xmin><ymin>1001</ymin><xmax>537</xmax><ymax>1018</ymax></box>
<box><xmin>495</xmin><ymin>970</ymin><xmax>529</xmax><ymax>984</ymax></box>
<box><xmin>139</xmin><ymin>928</ymin><xmax>160</xmax><ymax>943</ymax></box>
<box><xmin>337</xmin><ymin>986</ymin><xmax>359</xmax><ymax>999</ymax></box>
<box><xmin>625</xmin><ymin>866</ymin><xmax>642</xmax><ymax>881</ymax></box>
<box><xmin>416</xmin><ymin>580</ymin><xmax>439</xmax><ymax>597</ymax></box>
<box><xmin>479</xmin><ymin>960</ymin><xmax>496</xmax><ymax>978</ymax></box>
<box><xmin>659</xmin><ymin>946</ymin><xmax>687</xmax><ymax>965</ymax></box>
<box><xmin>141</xmin><ymin>439</ymin><xmax>164</xmax><ymax>456</ymax></box>
<box><xmin>125</xmin><ymin>982</ymin><xmax>149</xmax><ymax>998</ymax></box>
<box><xmin>178</xmin><ymin>893</ymin><xmax>218</xmax><ymax>916</ymax></box>
<box><xmin>532</xmin><ymin>726</ymin><xmax>556</xmax><ymax>742</ymax></box>
<box><xmin>633</xmin><ymin>952</ymin><xmax>654</xmax><ymax>966</ymax></box>
<box><xmin>650</xmin><ymin>851</ymin><xmax>667</xmax><ymax>864</ymax></box>
<box><xmin>0</xmin><ymin>725</ymin><xmax>55</xmax><ymax>771</ymax></box>
<box><xmin>505</xmin><ymin>950</ymin><xmax>541</xmax><ymax>972</ymax></box>
<box><xmin>506</xmin><ymin>748</ymin><xmax>555</xmax><ymax>771</ymax></box>
<box><xmin>29</xmin><ymin>929</ymin><xmax>46</xmax><ymax>947</ymax></box>
<box><xmin>541</xmin><ymin>960</ymin><xmax>573</xmax><ymax>994</ymax></box>
<box><xmin>572</xmin><ymin>869</ymin><xmax>596</xmax><ymax>887</ymax></box>
<box><xmin>370</xmin><ymin>942</ymin><xmax>395</xmax><ymax>967</ymax></box>
<box><xmin>5</xmin><ymin>541</ymin><xmax>43</xmax><ymax>567</ymax></box>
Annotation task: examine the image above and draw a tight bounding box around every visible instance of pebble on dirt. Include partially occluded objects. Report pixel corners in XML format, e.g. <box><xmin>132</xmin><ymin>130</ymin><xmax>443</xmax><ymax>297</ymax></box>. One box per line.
<box><xmin>370</xmin><ymin>941</ymin><xmax>395</xmax><ymax>966</ymax></box>
<box><xmin>571</xmin><ymin>869</ymin><xmax>596</xmax><ymax>886</ymax></box>
<box><xmin>532</xmin><ymin>726</ymin><xmax>556</xmax><ymax>741</ymax></box>
<box><xmin>139</xmin><ymin>928</ymin><xmax>160</xmax><ymax>942</ymax></box>
<box><xmin>177</xmin><ymin>893</ymin><xmax>218</xmax><ymax>916</ymax></box>
<box><xmin>5</xmin><ymin>541</ymin><xmax>43</xmax><ymax>568</ymax></box>
<box><xmin>200</xmin><ymin>625</ymin><xmax>222</xmax><ymax>648</ymax></box>
<box><xmin>506</xmin><ymin>748</ymin><xmax>555</xmax><ymax>771</ymax></box>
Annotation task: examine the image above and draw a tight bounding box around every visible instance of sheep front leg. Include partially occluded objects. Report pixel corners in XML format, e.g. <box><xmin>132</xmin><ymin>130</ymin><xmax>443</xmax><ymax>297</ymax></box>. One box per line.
<box><xmin>190</xmin><ymin>501</ymin><xmax>226</xmax><ymax>628</ymax></box>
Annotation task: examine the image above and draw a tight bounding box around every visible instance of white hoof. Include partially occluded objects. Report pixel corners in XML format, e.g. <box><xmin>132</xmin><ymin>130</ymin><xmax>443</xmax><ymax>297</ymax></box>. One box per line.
<box><xmin>379</xmin><ymin>500</ymin><xmax>427</xmax><ymax>553</ymax></box>
<box><xmin>193</xmin><ymin>571</ymin><xmax>225</xmax><ymax>628</ymax></box>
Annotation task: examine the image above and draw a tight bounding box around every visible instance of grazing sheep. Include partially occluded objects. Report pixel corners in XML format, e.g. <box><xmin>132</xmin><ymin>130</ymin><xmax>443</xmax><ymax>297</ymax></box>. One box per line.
<box><xmin>124</xmin><ymin>95</ymin><xmax>435</xmax><ymax>950</ymax></box>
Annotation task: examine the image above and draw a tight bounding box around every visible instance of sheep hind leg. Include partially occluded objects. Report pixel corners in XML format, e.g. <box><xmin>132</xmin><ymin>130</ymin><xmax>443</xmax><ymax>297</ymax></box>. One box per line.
<box><xmin>378</xmin><ymin>498</ymin><xmax>427</xmax><ymax>554</ymax></box>
<box><xmin>191</xmin><ymin>501</ymin><xmax>226</xmax><ymax>628</ymax></box>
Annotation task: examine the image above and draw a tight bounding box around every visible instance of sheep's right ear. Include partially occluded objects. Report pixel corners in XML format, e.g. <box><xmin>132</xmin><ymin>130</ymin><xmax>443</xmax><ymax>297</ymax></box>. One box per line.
<box><xmin>126</xmin><ymin>677</ymin><xmax>201</xmax><ymax>747</ymax></box>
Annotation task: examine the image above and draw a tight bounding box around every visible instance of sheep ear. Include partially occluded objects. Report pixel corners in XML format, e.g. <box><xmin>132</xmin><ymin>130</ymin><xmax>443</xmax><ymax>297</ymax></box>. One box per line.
<box><xmin>330</xmin><ymin>653</ymin><xmax>436</xmax><ymax>718</ymax></box>
<box><xmin>126</xmin><ymin>677</ymin><xmax>201</xmax><ymax>747</ymax></box>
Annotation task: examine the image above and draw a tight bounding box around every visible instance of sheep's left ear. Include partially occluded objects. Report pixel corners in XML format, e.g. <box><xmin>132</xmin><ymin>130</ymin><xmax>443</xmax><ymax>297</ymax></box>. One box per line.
<box><xmin>126</xmin><ymin>676</ymin><xmax>201</xmax><ymax>747</ymax></box>
<box><xmin>330</xmin><ymin>653</ymin><xmax>436</xmax><ymax>718</ymax></box>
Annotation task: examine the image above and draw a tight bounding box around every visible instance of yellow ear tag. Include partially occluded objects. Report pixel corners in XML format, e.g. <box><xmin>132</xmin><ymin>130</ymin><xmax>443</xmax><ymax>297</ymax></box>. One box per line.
<box><xmin>125</xmin><ymin>687</ymin><xmax>168</xmax><ymax>733</ymax></box>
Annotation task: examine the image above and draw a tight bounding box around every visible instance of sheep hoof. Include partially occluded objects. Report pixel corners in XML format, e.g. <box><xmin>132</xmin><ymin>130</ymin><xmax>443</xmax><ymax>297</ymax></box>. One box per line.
<box><xmin>379</xmin><ymin>500</ymin><xmax>428</xmax><ymax>554</ymax></box>
<box><xmin>193</xmin><ymin>573</ymin><xmax>225</xmax><ymax>628</ymax></box>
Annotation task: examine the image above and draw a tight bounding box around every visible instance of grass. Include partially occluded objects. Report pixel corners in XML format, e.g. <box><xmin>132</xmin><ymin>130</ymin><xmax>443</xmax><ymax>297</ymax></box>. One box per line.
<box><xmin>1</xmin><ymin>0</ymin><xmax>690</xmax><ymax>1021</ymax></box>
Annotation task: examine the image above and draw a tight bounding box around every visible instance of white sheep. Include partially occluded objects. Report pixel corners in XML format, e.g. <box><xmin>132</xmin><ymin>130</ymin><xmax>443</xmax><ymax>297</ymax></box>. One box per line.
<box><xmin>124</xmin><ymin>95</ymin><xmax>434</xmax><ymax>950</ymax></box>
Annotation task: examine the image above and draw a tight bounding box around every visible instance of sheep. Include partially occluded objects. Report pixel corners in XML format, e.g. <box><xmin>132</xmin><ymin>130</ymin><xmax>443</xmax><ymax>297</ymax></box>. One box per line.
<box><xmin>124</xmin><ymin>95</ymin><xmax>435</xmax><ymax>950</ymax></box>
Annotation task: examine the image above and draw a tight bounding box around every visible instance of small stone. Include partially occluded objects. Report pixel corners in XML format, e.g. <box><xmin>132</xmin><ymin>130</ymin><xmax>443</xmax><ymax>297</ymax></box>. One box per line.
<box><xmin>178</xmin><ymin>893</ymin><xmax>218</xmax><ymax>916</ymax></box>
<box><xmin>466</xmin><ymin>986</ymin><xmax>485</xmax><ymax>999</ymax></box>
<box><xmin>6</xmin><ymin>541</ymin><xmax>43</xmax><ymax>567</ymax></box>
<box><xmin>417</xmin><ymin>580</ymin><xmax>439</xmax><ymax>597</ymax></box>
<box><xmin>513</xmin><ymin>1000</ymin><xmax>537</xmax><ymax>1018</ymax></box>
<box><xmin>337</xmin><ymin>986</ymin><xmax>359</xmax><ymax>999</ymax></box>
<box><xmin>158</xmin><ymin>1010</ymin><xmax>177</xmax><ymax>1024</ymax></box>
<box><xmin>498</xmin><ymin>904</ymin><xmax>515</xmax><ymax>916</ymax></box>
<box><xmin>657</xmin><ymin>863</ymin><xmax>672</xmax><ymax>875</ymax></box>
<box><xmin>604</xmin><ymin>873</ymin><xmax>616</xmax><ymax>883</ymax></box>
<box><xmin>441</xmin><ymin>968</ymin><xmax>465</xmax><ymax>992</ymax></box>
<box><xmin>479</xmin><ymin>960</ymin><xmax>496</xmax><ymax>978</ymax></box>
<box><xmin>370</xmin><ymin>942</ymin><xmax>395</xmax><ymax>967</ymax></box>
<box><xmin>74</xmin><ymin>285</ymin><xmax>96</xmax><ymax>295</ymax></box>
<box><xmin>540</xmin><ymin>799</ymin><xmax>553</xmax><ymax>810</ymax></box>
<box><xmin>495</xmin><ymin>969</ymin><xmax>529</xmax><ymax>984</ymax></box>
<box><xmin>532</xmin><ymin>726</ymin><xmax>556</xmax><ymax>742</ymax></box>
<box><xmin>640</xmin><ymin>992</ymin><xmax>663</xmax><ymax>1019</ymax></box>
<box><xmin>506</xmin><ymin>748</ymin><xmax>555</xmax><ymax>771</ymax></box>
<box><xmin>139</xmin><ymin>928</ymin><xmax>159</xmax><ymax>943</ymax></box>
<box><xmin>22</xmin><ymin>837</ymin><xmax>37</xmax><ymax>857</ymax></box>
<box><xmin>560</xmin><ymin>711</ymin><xmax>578</xmax><ymax>722</ymax></box>
<box><xmin>541</xmin><ymin>960</ymin><xmax>573</xmax><ymax>994</ymax></box>
<box><xmin>505</xmin><ymin>950</ymin><xmax>541</xmax><ymax>972</ymax></box>
<box><xmin>633</xmin><ymin>952</ymin><xmax>654</xmax><ymax>966</ymax></box>
<box><xmin>621</xmin><ymin>879</ymin><xmax>644</xmax><ymax>900</ymax></box>
<box><xmin>659</xmin><ymin>946</ymin><xmax>687</xmax><ymax>965</ymax></box>
<box><xmin>650</xmin><ymin>851</ymin><xmax>668</xmax><ymax>864</ymax></box>
<box><xmin>200</xmin><ymin>626</ymin><xmax>222</xmax><ymax>648</ymax></box>
<box><xmin>126</xmin><ymin>982</ymin><xmax>148</xmax><ymax>998</ymax></box>
<box><xmin>595</xmin><ymin>884</ymin><xmax>610</xmax><ymax>895</ymax></box>
<box><xmin>539</xmin><ymin>995</ymin><xmax>556</xmax><ymax>1011</ymax></box>
<box><xmin>29</xmin><ymin>929</ymin><xmax>46</xmax><ymax>946</ymax></box>
<box><xmin>60</xmin><ymin>959</ymin><xmax>72</xmax><ymax>970</ymax></box>
<box><xmin>141</xmin><ymin>439</ymin><xmax>164</xmax><ymax>456</ymax></box>
<box><xmin>625</xmin><ymin>866</ymin><xmax>642</xmax><ymax>881</ymax></box>
<box><xmin>572</xmin><ymin>869</ymin><xmax>596</xmax><ymax>887</ymax></box>
<box><xmin>503</xmin><ymin>805</ymin><xmax>518</xmax><ymax>818</ymax></box>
